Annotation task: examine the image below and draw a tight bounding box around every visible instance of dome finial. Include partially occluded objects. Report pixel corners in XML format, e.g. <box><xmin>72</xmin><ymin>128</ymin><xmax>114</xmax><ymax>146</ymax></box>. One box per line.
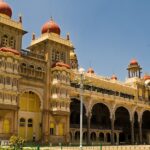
<box><xmin>66</xmin><ymin>32</ymin><xmax>70</xmax><ymax>40</ymax></box>
<box><xmin>50</xmin><ymin>16</ymin><xmax>53</xmax><ymax>21</ymax></box>
<box><xmin>32</xmin><ymin>32</ymin><xmax>35</xmax><ymax>40</ymax></box>
<box><xmin>18</xmin><ymin>13</ymin><xmax>22</xmax><ymax>23</ymax></box>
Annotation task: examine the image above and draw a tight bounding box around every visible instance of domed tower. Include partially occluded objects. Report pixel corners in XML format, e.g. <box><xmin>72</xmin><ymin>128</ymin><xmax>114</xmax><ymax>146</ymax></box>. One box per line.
<box><xmin>0</xmin><ymin>0</ymin><xmax>26</xmax><ymax>140</ymax></box>
<box><xmin>127</xmin><ymin>59</ymin><xmax>142</xmax><ymax>78</ymax></box>
<box><xmin>28</xmin><ymin>17</ymin><xmax>74</xmax><ymax>143</ymax></box>
<box><xmin>0</xmin><ymin>0</ymin><xmax>26</xmax><ymax>50</ymax></box>
<box><xmin>70</xmin><ymin>50</ymin><xmax>78</xmax><ymax>69</ymax></box>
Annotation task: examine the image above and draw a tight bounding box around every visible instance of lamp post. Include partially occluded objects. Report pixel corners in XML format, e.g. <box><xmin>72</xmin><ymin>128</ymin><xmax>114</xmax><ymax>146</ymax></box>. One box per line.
<box><xmin>79</xmin><ymin>67</ymin><xmax>85</xmax><ymax>150</ymax></box>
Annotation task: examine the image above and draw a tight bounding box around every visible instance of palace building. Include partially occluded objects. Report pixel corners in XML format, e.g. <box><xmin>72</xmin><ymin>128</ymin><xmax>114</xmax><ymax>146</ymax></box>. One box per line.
<box><xmin>0</xmin><ymin>0</ymin><xmax>150</xmax><ymax>145</ymax></box>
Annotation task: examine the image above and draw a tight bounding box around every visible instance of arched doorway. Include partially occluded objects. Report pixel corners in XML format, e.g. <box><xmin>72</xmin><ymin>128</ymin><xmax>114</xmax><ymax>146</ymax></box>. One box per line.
<box><xmin>83</xmin><ymin>132</ymin><xmax>87</xmax><ymax>142</ymax></box>
<box><xmin>70</xmin><ymin>99</ymin><xmax>87</xmax><ymax>128</ymax></box>
<box><xmin>142</xmin><ymin>110</ymin><xmax>150</xmax><ymax>144</ymax></box>
<box><xmin>115</xmin><ymin>106</ymin><xmax>130</xmax><ymax>144</ymax></box>
<box><xmin>75</xmin><ymin>131</ymin><xmax>80</xmax><ymax>141</ymax></box>
<box><xmin>91</xmin><ymin>132</ymin><xmax>96</xmax><ymax>142</ymax></box>
<box><xmin>99</xmin><ymin>133</ymin><xmax>104</xmax><ymax>142</ymax></box>
<box><xmin>19</xmin><ymin>91</ymin><xmax>41</xmax><ymax>141</ymax></box>
<box><xmin>106</xmin><ymin>133</ymin><xmax>111</xmax><ymax>143</ymax></box>
<box><xmin>134</xmin><ymin>112</ymin><xmax>139</xmax><ymax>144</ymax></box>
<box><xmin>91</xmin><ymin>103</ymin><xmax>110</xmax><ymax>129</ymax></box>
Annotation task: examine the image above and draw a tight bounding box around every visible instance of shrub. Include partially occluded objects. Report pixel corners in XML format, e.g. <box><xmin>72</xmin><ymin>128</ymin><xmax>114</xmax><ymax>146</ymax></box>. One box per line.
<box><xmin>9</xmin><ymin>135</ymin><xmax>25</xmax><ymax>149</ymax></box>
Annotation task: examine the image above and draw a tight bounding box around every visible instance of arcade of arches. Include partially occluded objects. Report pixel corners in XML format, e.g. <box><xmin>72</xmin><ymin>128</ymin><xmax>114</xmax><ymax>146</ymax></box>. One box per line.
<box><xmin>70</xmin><ymin>99</ymin><xmax>150</xmax><ymax>144</ymax></box>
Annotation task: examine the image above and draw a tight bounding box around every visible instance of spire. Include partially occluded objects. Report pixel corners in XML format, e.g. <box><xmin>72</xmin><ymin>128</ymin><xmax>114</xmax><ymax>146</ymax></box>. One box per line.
<box><xmin>19</xmin><ymin>14</ymin><xmax>22</xmax><ymax>23</ymax></box>
<box><xmin>32</xmin><ymin>32</ymin><xmax>35</xmax><ymax>40</ymax></box>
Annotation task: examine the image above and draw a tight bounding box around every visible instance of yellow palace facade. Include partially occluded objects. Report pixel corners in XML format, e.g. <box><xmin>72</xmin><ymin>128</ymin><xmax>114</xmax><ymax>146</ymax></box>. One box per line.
<box><xmin>0</xmin><ymin>0</ymin><xmax>150</xmax><ymax>145</ymax></box>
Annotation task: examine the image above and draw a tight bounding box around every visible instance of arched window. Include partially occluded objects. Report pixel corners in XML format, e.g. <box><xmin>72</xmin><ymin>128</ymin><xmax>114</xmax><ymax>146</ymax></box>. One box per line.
<box><xmin>28</xmin><ymin>119</ymin><xmax>33</xmax><ymax>127</ymax></box>
<box><xmin>29</xmin><ymin>65</ymin><xmax>34</xmax><ymax>76</ymax></box>
<box><xmin>37</xmin><ymin>67</ymin><xmax>42</xmax><ymax>78</ymax></box>
<box><xmin>56</xmin><ymin>51</ymin><xmax>60</xmax><ymax>61</ymax></box>
<box><xmin>20</xmin><ymin>118</ymin><xmax>25</xmax><ymax>127</ymax></box>
<box><xmin>21</xmin><ymin>63</ymin><xmax>27</xmax><ymax>74</ymax></box>
<box><xmin>1</xmin><ymin>35</ymin><xmax>8</xmax><ymax>47</ymax></box>
<box><xmin>10</xmin><ymin>37</ymin><xmax>15</xmax><ymax>49</ymax></box>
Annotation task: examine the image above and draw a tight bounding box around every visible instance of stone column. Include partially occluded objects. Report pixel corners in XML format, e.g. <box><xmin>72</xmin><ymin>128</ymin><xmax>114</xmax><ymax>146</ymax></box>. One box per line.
<box><xmin>117</xmin><ymin>133</ymin><xmax>119</xmax><ymax>145</ymax></box>
<box><xmin>111</xmin><ymin>115</ymin><xmax>115</xmax><ymax>145</ymax></box>
<box><xmin>131</xmin><ymin>120</ymin><xmax>134</xmax><ymax>144</ymax></box>
<box><xmin>13</xmin><ymin>110</ymin><xmax>18</xmax><ymax>135</ymax></box>
<box><xmin>139</xmin><ymin>120</ymin><xmax>142</xmax><ymax>144</ymax></box>
<box><xmin>104</xmin><ymin>133</ymin><xmax>107</xmax><ymax>143</ymax></box>
<box><xmin>87</xmin><ymin>112</ymin><xmax>91</xmax><ymax>145</ymax></box>
<box><xmin>42</xmin><ymin>110</ymin><xmax>49</xmax><ymax>143</ymax></box>
<box><xmin>66</xmin><ymin>115</ymin><xmax>70</xmax><ymax>143</ymax></box>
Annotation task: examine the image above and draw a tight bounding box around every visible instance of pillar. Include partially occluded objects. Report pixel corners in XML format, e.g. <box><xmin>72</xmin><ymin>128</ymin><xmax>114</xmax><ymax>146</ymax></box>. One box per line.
<box><xmin>111</xmin><ymin>115</ymin><xmax>115</xmax><ymax>145</ymax></box>
<box><xmin>13</xmin><ymin>110</ymin><xmax>18</xmax><ymax>135</ymax></box>
<box><xmin>139</xmin><ymin>120</ymin><xmax>142</xmax><ymax>144</ymax></box>
<box><xmin>87</xmin><ymin>112</ymin><xmax>91</xmax><ymax>145</ymax></box>
<box><xmin>42</xmin><ymin>109</ymin><xmax>49</xmax><ymax>143</ymax></box>
<box><xmin>131</xmin><ymin>120</ymin><xmax>134</xmax><ymax>144</ymax></box>
<box><xmin>66</xmin><ymin>115</ymin><xmax>70</xmax><ymax>143</ymax></box>
<box><xmin>117</xmin><ymin>133</ymin><xmax>119</xmax><ymax>145</ymax></box>
<box><xmin>104</xmin><ymin>133</ymin><xmax>107</xmax><ymax>143</ymax></box>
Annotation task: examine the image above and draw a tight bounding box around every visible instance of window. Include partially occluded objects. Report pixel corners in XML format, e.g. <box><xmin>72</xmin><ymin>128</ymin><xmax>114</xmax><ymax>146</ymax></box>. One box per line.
<box><xmin>50</xmin><ymin>128</ymin><xmax>54</xmax><ymax>135</ymax></box>
<box><xmin>6</xmin><ymin>77</ymin><xmax>11</xmax><ymax>85</ymax></box>
<box><xmin>52</xmin><ymin>49</ymin><xmax>55</xmax><ymax>61</ymax></box>
<box><xmin>28</xmin><ymin>119</ymin><xmax>33</xmax><ymax>127</ymax></box>
<box><xmin>20</xmin><ymin>118</ymin><xmax>25</xmax><ymax>127</ymax></box>
<box><xmin>2</xmin><ymin>35</ymin><xmax>8</xmax><ymax>47</ymax></box>
<box><xmin>56</xmin><ymin>51</ymin><xmax>60</xmax><ymax>61</ymax></box>
<box><xmin>10</xmin><ymin>37</ymin><xmax>15</xmax><ymax>49</ymax></box>
<box><xmin>50</xmin><ymin>123</ymin><xmax>55</xmax><ymax>135</ymax></box>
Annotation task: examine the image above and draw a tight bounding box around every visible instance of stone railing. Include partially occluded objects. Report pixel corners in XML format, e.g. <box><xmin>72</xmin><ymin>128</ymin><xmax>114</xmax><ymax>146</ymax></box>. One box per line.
<box><xmin>0</xmin><ymin>15</ymin><xmax>22</xmax><ymax>30</ymax></box>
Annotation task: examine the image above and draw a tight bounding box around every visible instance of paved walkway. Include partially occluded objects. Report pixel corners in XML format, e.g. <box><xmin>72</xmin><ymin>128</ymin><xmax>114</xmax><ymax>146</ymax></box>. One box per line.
<box><xmin>23</xmin><ymin>145</ymin><xmax>150</xmax><ymax>150</ymax></box>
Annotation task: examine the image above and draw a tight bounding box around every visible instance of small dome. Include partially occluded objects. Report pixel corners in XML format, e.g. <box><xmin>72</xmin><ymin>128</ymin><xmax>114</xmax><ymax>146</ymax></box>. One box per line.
<box><xmin>130</xmin><ymin>59</ymin><xmax>138</xmax><ymax>65</ymax></box>
<box><xmin>87</xmin><ymin>67</ymin><xmax>94</xmax><ymax>74</ymax></box>
<box><xmin>0</xmin><ymin>0</ymin><xmax>12</xmax><ymax>18</ymax></box>
<box><xmin>143</xmin><ymin>74</ymin><xmax>150</xmax><ymax>80</ymax></box>
<box><xmin>111</xmin><ymin>74</ymin><xmax>117</xmax><ymax>80</ymax></box>
<box><xmin>41</xmin><ymin>18</ymin><xmax>61</xmax><ymax>35</ymax></box>
<box><xmin>52</xmin><ymin>61</ymin><xmax>70</xmax><ymax>69</ymax></box>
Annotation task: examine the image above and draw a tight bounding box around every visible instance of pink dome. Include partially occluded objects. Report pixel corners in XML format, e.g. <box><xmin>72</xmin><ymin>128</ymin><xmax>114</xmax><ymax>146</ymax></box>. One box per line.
<box><xmin>41</xmin><ymin>18</ymin><xmax>61</xmax><ymax>35</ymax></box>
<box><xmin>0</xmin><ymin>0</ymin><xmax>12</xmax><ymax>17</ymax></box>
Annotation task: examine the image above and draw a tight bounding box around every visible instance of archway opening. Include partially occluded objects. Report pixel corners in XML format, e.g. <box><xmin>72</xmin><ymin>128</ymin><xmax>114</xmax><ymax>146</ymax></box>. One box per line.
<box><xmin>75</xmin><ymin>131</ymin><xmax>80</xmax><ymax>141</ymax></box>
<box><xmin>115</xmin><ymin>106</ymin><xmax>130</xmax><ymax>144</ymax></box>
<box><xmin>91</xmin><ymin>132</ymin><xmax>96</xmax><ymax>142</ymax></box>
<box><xmin>142</xmin><ymin>110</ymin><xmax>150</xmax><ymax>144</ymax></box>
<box><xmin>83</xmin><ymin>132</ymin><xmax>87</xmax><ymax>142</ymax></box>
<box><xmin>99</xmin><ymin>133</ymin><xmax>104</xmax><ymax>142</ymax></box>
<box><xmin>91</xmin><ymin>103</ymin><xmax>110</xmax><ymax>129</ymax></box>
<box><xmin>106</xmin><ymin>133</ymin><xmax>111</xmax><ymax>143</ymax></box>
<box><xmin>70</xmin><ymin>99</ymin><xmax>87</xmax><ymax>128</ymax></box>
